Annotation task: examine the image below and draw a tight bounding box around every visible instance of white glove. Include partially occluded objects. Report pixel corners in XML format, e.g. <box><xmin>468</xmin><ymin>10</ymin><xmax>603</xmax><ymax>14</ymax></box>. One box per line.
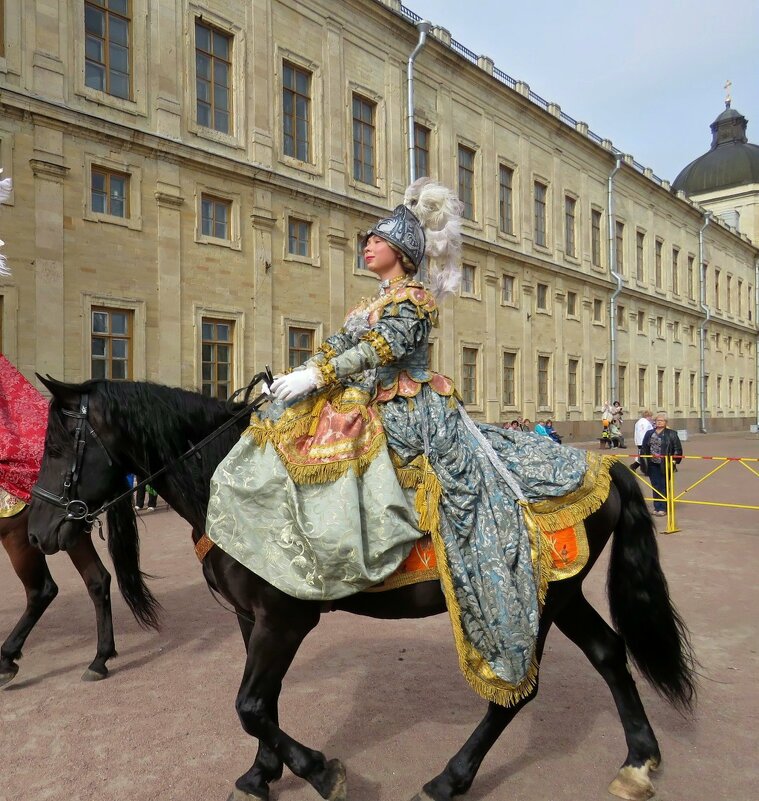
<box><xmin>270</xmin><ymin>367</ymin><xmax>319</xmax><ymax>402</ymax></box>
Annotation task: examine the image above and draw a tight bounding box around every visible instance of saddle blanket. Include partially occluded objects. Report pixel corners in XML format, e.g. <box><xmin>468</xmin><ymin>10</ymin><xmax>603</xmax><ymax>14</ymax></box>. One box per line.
<box><xmin>0</xmin><ymin>356</ymin><xmax>48</xmax><ymax>501</ymax></box>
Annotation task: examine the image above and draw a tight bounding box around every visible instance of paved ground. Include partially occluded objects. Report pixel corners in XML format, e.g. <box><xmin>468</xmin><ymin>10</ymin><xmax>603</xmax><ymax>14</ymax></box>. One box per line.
<box><xmin>1</xmin><ymin>432</ymin><xmax>757</xmax><ymax>801</ymax></box>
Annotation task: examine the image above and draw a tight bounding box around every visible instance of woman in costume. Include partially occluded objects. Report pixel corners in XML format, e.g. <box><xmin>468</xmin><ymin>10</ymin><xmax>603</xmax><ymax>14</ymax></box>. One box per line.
<box><xmin>207</xmin><ymin>179</ymin><xmax>610</xmax><ymax>703</ymax></box>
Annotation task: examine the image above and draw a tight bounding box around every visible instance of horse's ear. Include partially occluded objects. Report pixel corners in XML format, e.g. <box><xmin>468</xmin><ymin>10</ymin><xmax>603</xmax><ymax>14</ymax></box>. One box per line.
<box><xmin>36</xmin><ymin>374</ymin><xmax>80</xmax><ymax>407</ymax></box>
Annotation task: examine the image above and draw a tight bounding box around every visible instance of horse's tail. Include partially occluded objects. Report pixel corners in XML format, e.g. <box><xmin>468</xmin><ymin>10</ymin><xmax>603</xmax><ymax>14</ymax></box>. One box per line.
<box><xmin>607</xmin><ymin>460</ymin><xmax>696</xmax><ymax>710</ymax></box>
<box><xmin>107</xmin><ymin>498</ymin><xmax>162</xmax><ymax>630</ymax></box>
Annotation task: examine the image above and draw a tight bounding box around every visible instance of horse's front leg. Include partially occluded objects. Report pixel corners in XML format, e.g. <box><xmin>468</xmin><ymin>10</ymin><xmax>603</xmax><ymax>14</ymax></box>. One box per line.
<box><xmin>0</xmin><ymin>517</ymin><xmax>59</xmax><ymax>686</ymax></box>
<box><xmin>231</xmin><ymin>614</ymin><xmax>285</xmax><ymax>800</ymax></box>
<box><xmin>231</xmin><ymin>600</ymin><xmax>346</xmax><ymax>801</ymax></box>
<box><xmin>67</xmin><ymin>535</ymin><xmax>117</xmax><ymax>681</ymax></box>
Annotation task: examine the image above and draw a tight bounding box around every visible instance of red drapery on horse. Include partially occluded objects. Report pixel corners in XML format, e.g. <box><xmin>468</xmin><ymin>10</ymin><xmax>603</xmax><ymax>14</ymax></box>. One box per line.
<box><xmin>0</xmin><ymin>355</ymin><xmax>47</xmax><ymax>502</ymax></box>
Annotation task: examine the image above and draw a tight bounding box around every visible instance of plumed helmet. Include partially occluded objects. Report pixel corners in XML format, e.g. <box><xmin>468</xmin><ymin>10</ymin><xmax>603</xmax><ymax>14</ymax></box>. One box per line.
<box><xmin>366</xmin><ymin>204</ymin><xmax>426</xmax><ymax>268</ymax></box>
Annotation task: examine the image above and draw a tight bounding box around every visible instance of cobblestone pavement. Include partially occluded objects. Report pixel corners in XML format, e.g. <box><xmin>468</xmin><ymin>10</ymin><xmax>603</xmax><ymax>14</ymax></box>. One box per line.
<box><xmin>1</xmin><ymin>432</ymin><xmax>757</xmax><ymax>801</ymax></box>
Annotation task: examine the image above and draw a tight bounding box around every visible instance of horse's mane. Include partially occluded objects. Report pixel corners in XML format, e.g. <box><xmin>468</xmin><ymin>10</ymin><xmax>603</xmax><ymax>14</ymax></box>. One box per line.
<box><xmin>46</xmin><ymin>379</ymin><xmax>250</xmax><ymax>629</ymax></box>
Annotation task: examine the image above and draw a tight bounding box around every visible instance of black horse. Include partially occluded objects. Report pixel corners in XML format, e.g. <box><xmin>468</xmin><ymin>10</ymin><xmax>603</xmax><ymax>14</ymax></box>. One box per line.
<box><xmin>0</xmin><ymin>498</ymin><xmax>118</xmax><ymax>687</ymax></box>
<box><xmin>28</xmin><ymin>377</ymin><xmax>695</xmax><ymax>801</ymax></box>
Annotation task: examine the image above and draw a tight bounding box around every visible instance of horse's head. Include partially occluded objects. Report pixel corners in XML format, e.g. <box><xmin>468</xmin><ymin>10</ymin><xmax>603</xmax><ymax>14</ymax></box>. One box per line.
<box><xmin>28</xmin><ymin>375</ymin><xmax>125</xmax><ymax>554</ymax></box>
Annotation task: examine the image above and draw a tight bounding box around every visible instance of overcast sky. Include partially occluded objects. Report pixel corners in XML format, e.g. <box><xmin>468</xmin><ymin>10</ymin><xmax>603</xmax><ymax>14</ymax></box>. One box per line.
<box><xmin>404</xmin><ymin>0</ymin><xmax>759</xmax><ymax>182</ymax></box>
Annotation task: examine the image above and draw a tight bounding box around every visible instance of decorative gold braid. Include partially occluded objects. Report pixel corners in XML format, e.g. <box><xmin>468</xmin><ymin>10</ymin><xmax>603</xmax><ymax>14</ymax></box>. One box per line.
<box><xmin>194</xmin><ymin>533</ymin><xmax>215</xmax><ymax>562</ymax></box>
<box><xmin>317</xmin><ymin>342</ymin><xmax>338</xmax><ymax>361</ymax></box>
<box><xmin>362</xmin><ymin>329</ymin><xmax>394</xmax><ymax>365</ymax></box>
<box><xmin>316</xmin><ymin>360</ymin><xmax>338</xmax><ymax>387</ymax></box>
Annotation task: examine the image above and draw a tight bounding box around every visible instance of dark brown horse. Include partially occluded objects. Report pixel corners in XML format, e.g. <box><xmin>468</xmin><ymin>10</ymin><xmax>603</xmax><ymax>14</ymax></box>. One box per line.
<box><xmin>0</xmin><ymin>500</ymin><xmax>118</xmax><ymax>687</ymax></box>
<box><xmin>28</xmin><ymin>377</ymin><xmax>696</xmax><ymax>801</ymax></box>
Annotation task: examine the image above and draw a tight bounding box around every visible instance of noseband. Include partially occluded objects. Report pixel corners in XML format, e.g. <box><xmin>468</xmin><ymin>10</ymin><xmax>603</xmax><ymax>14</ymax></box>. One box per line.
<box><xmin>31</xmin><ymin>393</ymin><xmax>114</xmax><ymax>530</ymax></box>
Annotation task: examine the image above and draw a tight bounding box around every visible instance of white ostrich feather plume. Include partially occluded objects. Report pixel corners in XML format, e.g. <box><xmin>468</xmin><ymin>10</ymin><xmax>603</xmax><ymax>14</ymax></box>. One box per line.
<box><xmin>403</xmin><ymin>178</ymin><xmax>463</xmax><ymax>301</ymax></box>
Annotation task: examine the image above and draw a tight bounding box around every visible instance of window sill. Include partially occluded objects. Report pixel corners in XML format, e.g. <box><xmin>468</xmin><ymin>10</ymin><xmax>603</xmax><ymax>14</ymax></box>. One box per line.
<box><xmin>284</xmin><ymin>253</ymin><xmax>320</xmax><ymax>268</ymax></box>
<box><xmin>75</xmin><ymin>86</ymin><xmax>145</xmax><ymax>118</ymax></box>
<box><xmin>84</xmin><ymin>212</ymin><xmax>143</xmax><ymax>232</ymax></box>
<box><xmin>195</xmin><ymin>234</ymin><xmax>242</xmax><ymax>251</ymax></box>
<box><xmin>278</xmin><ymin>154</ymin><xmax>322</xmax><ymax>176</ymax></box>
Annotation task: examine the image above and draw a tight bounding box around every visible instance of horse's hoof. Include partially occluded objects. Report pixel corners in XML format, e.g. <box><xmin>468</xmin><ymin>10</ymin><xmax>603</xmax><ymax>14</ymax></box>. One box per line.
<box><xmin>226</xmin><ymin>788</ymin><xmax>267</xmax><ymax>801</ymax></box>
<box><xmin>324</xmin><ymin>758</ymin><xmax>347</xmax><ymax>801</ymax></box>
<box><xmin>81</xmin><ymin>668</ymin><xmax>108</xmax><ymax>682</ymax></box>
<box><xmin>608</xmin><ymin>762</ymin><xmax>656</xmax><ymax>800</ymax></box>
<box><xmin>0</xmin><ymin>664</ymin><xmax>19</xmax><ymax>688</ymax></box>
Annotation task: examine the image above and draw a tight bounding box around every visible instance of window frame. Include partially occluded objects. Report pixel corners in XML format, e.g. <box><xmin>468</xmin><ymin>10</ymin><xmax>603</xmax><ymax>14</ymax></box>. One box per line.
<box><xmin>195</xmin><ymin>185</ymin><xmax>241</xmax><ymax>250</ymax></box>
<box><xmin>567</xmin><ymin>357</ymin><xmax>580</xmax><ymax>408</ymax></box>
<box><xmin>460</xmin><ymin>263</ymin><xmax>480</xmax><ymax>299</ymax></box>
<box><xmin>501</xmin><ymin>349</ymin><xmax>518</xmax><ymax>409</ymax></box>
<box><xmin>283</xmin><ymin>209</ymin><xmax>319</xmax><ymax>267</ymax></box>
<box><xmin>590</xmin><ymin>207</ymin><xmax>603</xmax><ymax>269</ymax></box>
<box><xmin>281</xmin><ymin>59</ymin><xmax>313</xmax><ymax>164</ymax></box>
<box><xmin>83</xmin><ymin>154</ymin><xmax>142</xmax><ymax>230</ymax></box>
<box><xmin>457</xmin><ymin>143</ymin><xmax>477</xmax><ymax>221</ymax></box>
<box><xmin>533</xmin><ymin>179</ymin><xmax>548</xmax><ymax>249</ymax></box>
<box><xmin>82</xmin><ymin>293</ymin><xmax>146</xmax><ymax>380</ymax></box>
<box><xmin>537</xmin><ymin>353</ymin><xmax>552</xmax><ymax>410</ymax></box>
<box><xmin>564</xmin><ymin>193</ymin><xmax>577</xmax><ymax>259</ymax></box>
<box><xmin>460</xmin><ymin>343</ymin><xmax>481</xmax><ymax>408</ymax></box>
<box><xmin>498</xmin><ymin>162</ymin><xmax>515</xmax><ymax>237</ymax></box>
<box><xmin>566</xmin><ymin>290</ymin><xmax>578</xmax><ymax>319</ymax></box>
<box><xmin>90</xmin><ymin>305</ymin><xmax>134</xmax><ymax>381</ymax></box>
<box><xmin>351</xmin><ymin>92</ymin><xmax>377</xmax><ymax>187</ymax></box>
<box><xmin>500</xmin><ymin>273</ymin><xmax>517</xmax><ymax>307</ymax></box>
<box><xmin>84</xmin><ymin>0</ymin><xmax>133</xmax><ymax>101</ymax></box>
<box><xmin>414</xmin><ymin>122</ymin><xmax>431</xmax><ymax>180</ymax></box>
<box><xmin>200</xmin><ymin>316</ymin><xmax>235</xmax><ymax>400</ymax></box>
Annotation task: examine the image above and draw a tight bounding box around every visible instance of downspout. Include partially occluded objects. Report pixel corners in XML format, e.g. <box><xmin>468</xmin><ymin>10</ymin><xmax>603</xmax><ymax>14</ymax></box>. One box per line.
<box><xmin>698</xmin><ymin>212</ymin><xmax>712</xmax><ymax>433</ymax></box>
<box><xmin>608</xmin><ymin>156</ymin><xmax>623</xmax><ymax>404</ymax></box>
<box><xmin>407</xmin><ymin>20</ymin><xmax>432</xmax><ymax>183</ymax></box>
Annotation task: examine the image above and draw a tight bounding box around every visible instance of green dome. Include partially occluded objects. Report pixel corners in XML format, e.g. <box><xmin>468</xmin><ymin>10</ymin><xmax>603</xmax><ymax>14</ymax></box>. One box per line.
<box><xmin>672</xmin><ymin>104</ymin><xmax>759</xmax><ymax>194</ymax></box>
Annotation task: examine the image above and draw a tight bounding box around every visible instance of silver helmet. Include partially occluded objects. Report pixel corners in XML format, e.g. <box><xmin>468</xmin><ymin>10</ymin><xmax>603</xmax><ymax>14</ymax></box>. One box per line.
<box><xmin>366</xmin><ymin>204</ymin><xmax>426</xmax><ymax>269</ymax></box>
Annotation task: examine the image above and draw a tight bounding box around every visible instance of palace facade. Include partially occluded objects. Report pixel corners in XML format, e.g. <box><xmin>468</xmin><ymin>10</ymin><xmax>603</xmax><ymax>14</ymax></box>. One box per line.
<box><xmin>0</xmin><ymin>0</ymin><xmax>757</xmax><ymax>437</ymax></box>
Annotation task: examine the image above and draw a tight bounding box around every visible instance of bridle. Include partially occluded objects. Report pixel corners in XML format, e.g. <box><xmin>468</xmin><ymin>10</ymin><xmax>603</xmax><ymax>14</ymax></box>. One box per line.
<box><xmin>31</xmin><ymin>393</ymin><xmax>115</xmax><ymax>531</ymax></box>
<box><xmin>31</xmin><ymin>369</ymin><xmax>273</xmax><ymax>534</ymax></box>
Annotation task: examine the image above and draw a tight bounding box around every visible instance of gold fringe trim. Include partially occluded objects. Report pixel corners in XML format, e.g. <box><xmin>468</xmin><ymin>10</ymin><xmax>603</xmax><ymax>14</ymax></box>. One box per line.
<box><xmin>362</xmin><ymin>329</ymin><xmax>394</xmax><ymax>365</ymax></box>
<box><xmin>528</xmin><ymin>453</ymin><xmax>614</xmax><ymax>533</ymax></box>
<box><xmin>363</xmin><ymin>566</ymin><xmax>440</xmax><ymax>593</ymax></box>
<box><xmin>317</xmin><ymin>341</ymin><xmax>338</xmax><ymax>361</ymax></box>
<box><xmin>317</xmin><ymin>360</ymin><xmax>338</xmax><ymax>387</ymax></box>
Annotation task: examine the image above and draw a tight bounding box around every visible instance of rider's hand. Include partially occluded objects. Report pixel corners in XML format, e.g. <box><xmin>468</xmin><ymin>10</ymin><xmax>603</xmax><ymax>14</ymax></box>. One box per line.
<box><xmin>270</xmin><ymin>367</ymin><xmax>319</xmax><ymax>402</ymax></box>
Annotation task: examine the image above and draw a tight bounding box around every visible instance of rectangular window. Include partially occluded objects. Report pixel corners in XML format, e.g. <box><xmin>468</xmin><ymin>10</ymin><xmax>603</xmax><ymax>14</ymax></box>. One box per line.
<box><xmin>674</xmin><ymin>370</ymin><xmax>681</xmax><ymax>408</ymax></box>
<box><xmin>461</xmin><ymin>264</ymin><xmax>476</xmax><ymax>295</ymax></box>
<box><xmin>716</xmin><ymin>375</ymin><xmax>722</xmax><ymax>406</ymax></box>
<box><xmin>615</xmin><ymin>221</ymin><xmax>625</xmax><ymax>275</ymax></box>
<box><xmin>690</xmin><ymin>372</ymin><xmax>696</xmax><ymax>407</ymax></box>
<box><xmin>656</xmin><ymin>316</ymin><xmax>664</xmax><ymax>338</ymax></box>
<box><xmin>91</xmin><ymin>167</ymin><xmax>129</xmax><ymax>217</ymax></box>
<box><xmin>502</xmin><ymin>351</ymin><xmax>516</xmax><ymax>406</ymax></box>
<box><xmin>714</xmin><ymin>267</ymin><xmax>721</xmax><ymax>309</ymax></box>
<box><xmin>201</xmin><ymin>318</ymin><xmax>234</xmax><ymax>399</ymax></box>
<box><xmin>287</xmin><ymin>218</ymin><xmax>311</xmax><ymax>257</ymax></box>
<box><xmin>414</xmin><ymin>123</ymin><xmax>430</xmax><ymax>180</ymax></box>
<box><xmin>673</xmin><ymin>320</ymin><xmax>681</xmax><ymax>341</ymax></box>
<box><xmin>636</xmin><ymin>230</ymin><xmax>645</xmax><ymax>282</ymax></box>
<box><xmin>638</xmin><ymin>367</ymin><xmax>647</xmax><ymax>406</ymax></box>
<box><xmin>593</xmin><ymin>298</ymin><xmax>603</xmax><ymax>323</ymax></box>
<box><xmin>501</xmin><ymin>274</ymin><xmax>514</xmax><ymax>304</ymax></box>
<box><xmin>728</xmin><ymin>377</ymin><xmax>733</xmax><ymax>407</ymax></box>
<box><xmin>672</xmin><ymin>247</ymin><xmax>680</xmax><ymax>294</ymax></box>
<box><xmin>85</xmin><ymin>0</ymin><xmax>131</xmax><ymax>99</ymax></box>
<box><xmin>616</xmin><ymin>303</ymin><xmax>625</xmax><ymax>328</ymax></box>
<box><xmin>591</xmin><ymin>209</ymin><xmax>602</xmax><ymax>267</ymax></box>
<box><xmin>288</xmin><ymin>326</ymin><xmax>314</xmax><ymax>369</ymax></box>
<box><xmin>749</xmin><ymin>285</ymin><xmax>753</xmax><ymax>321</ymax></box>
<box><xmin>195</xmin><ymin>21</ymin><xmax>231</xmax><ymax>134</ymax></box>
<box><xmin>687</xmin><ymin>255</ymin><xmax>695</xmax><ymax>299</ymax></box>
<box><xmin>534</xmin><ymin>181</ymin><xmax>547</xmax><ymax>247</ymax></box>
<box><xmin>462</xmin><ymin>347</ymin><xmax>478</xmax><ymax>405</ymax></box>
<box><xmin>739</xmin><ymin>378</ymin><xmax>744</xmax><ymax>408</ymax></box>
<box><xmin>657</xmin><ymin>368</ymin><xmax>665</xmax><ymax>408</ymax></box>
<box><xmin>594</xmin><ymin>362</ymin><xmax>603</xmax><ymax>407</ymax></box>
<box><xmin>352</xmin><ymin>95</ymin><xmax>376</xmax><ymax>185</ymax></box>
<box><xmin>655</xmin><ymin>239</ymin><xmax>663</xmax><ymax>289</ymax></box>
<box><xmin>201</xmin><ymin>194</ymin><xmax>231</xmax><ymax>240</ymax></box>
<box><xmin>738</xmin><ymin>279</ymin><xmax>743</xmax><ymax>316</ymax></box>
<box><xmin>726</xmin><ymin>275</ymin><xmax>732</xmax><ymax>313</ymax></box>
<box><xmin>356</xmin><ymin>234</ymin><xmax>368</xmax><ymax>270</ymax></box>
<box><xmin>564</xmin><ymin>195</ymin><xmax>576</xmax><ymax>258</ymax></box>
<box><xmin>566</xmin><ymin>290</ymin><xmax>577</xmax><ymax>317</ymax></box>
<box><xmin>568</xmin><ymin>359</ymin><xmax>579</xmax><ymax>407</ymax></box>
<box><xmin>536</xmin><ymin>282</ymin><xmax>548</xmax><ymax>311</ymax></box>
<box><xmin>458</xmin><ymin>145</ymin><xmax>475</xmax><ymax>220</ymax></box>
<box><xmin>538</xmin><ymin>355</ymin><xmax>550</xmax><ymax>408</ymax></box>
<box><xmin>282</xmin><ymin>61</ymin><xmax>311</xmax><ymax>162</ymax></box>
<box><xmin>637</xmin><ymin>310</ymin><xmax>645</xmax><ymax>333</ymax></box>
<box><xmin>618</xmin><ymin>364</ymin><xmax>627</xmax><ymax>406</ymax></box>
<box><xmin>498</xmin><ymin>165</ymin><xmax>514</xmax><ymax>235</ymax></box>
<box><xmin>91</xmin><ymin>307</ymin><xmax>132</xmax><ymax>380</ymax></box>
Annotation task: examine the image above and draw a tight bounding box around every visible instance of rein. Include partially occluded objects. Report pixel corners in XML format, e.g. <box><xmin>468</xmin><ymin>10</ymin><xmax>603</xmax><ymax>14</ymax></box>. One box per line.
<box><xmin>32</xmin><ymin>370</ymin><xmax>273</xmax><ymax>531</ymax></box>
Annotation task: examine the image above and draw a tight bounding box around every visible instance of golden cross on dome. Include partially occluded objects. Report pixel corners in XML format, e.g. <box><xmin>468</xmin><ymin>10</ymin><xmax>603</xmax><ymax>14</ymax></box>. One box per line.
<box><xmin>724</xmin><ymin>79</ymin><xmax>732</xmax><ymax>107</ymax></box>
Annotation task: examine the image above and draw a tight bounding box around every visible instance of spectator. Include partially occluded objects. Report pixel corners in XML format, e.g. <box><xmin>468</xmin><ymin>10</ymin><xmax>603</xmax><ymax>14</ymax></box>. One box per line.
<box><xmin>631</xmin><ymin>409</ymin><xmax>654</xmax><ymax>472</ymax></box>
<box><xmin>608</xmin><ymin>420</ymin><xmax>625</xmax><ymax>448</ymax></box>
<box><xmin>544</xmin><ymin>419</ymin><xmax>562</xmax><ymax>444</ymax></box>
<box><xmin>611</xmin><ymin>400</ymin><xmax>624</xmax><ymax>427</ymax></box>
<box><xmin>534</xmin><ymin>420</ymin><xmax>549</xmax><ymax>437</ymax></box>
<box><xmin>521</xmin><ymin>418</ymin><xmax>532</xmax><ymax>432</ymax></box>
<box><xmin>134</xmin><ymin>476</ymin><xmax>158</xmax><ymax>512</ymax></box>
<box><xmin>510</xmin><ymin>420</ymin><xmax>521</xmax><ymax>430</ymax></box>
<box><xmin>640</xmin><ymin>413</ymin><xmax>683</xmax><ymax>516</ymax></box>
